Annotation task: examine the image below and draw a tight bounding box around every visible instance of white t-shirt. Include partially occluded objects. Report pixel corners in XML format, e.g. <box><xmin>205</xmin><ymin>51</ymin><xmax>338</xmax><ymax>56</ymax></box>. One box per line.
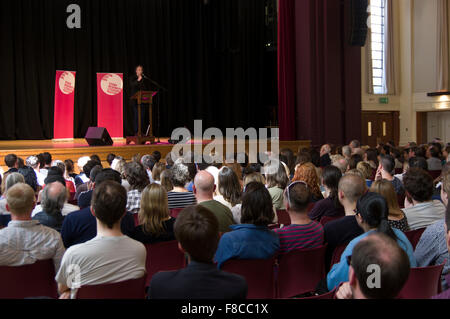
<box><xmin>55</xmin><ymin>235</ymin><xmax>146</xmax><ymax>288</ymax></box>
<box><xmin>31</xmin><ymin>202</ymin><xmax>80</xmax><ymax>217</ymax></box>
<box><xmin>403</xmin><ymin>200</ymin><xmax>446</xmax><ymax>231</ymax></box>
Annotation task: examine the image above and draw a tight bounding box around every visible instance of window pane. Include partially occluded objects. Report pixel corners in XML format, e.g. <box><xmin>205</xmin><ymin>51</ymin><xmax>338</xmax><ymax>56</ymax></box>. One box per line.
<box><xmin>370</xmin><ymin>0</ymin><xmax>386</xmax><ymax>94</ymax></box>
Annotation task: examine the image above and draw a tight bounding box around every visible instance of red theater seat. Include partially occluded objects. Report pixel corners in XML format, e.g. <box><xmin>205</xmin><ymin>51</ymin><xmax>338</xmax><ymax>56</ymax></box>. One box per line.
<box><xmin>76</xmin><ymin>277</ymin><xmax>146</xmax><ymax>299</ymax></box>
<box><xmin>145</xmin><ymin>241</ymin><xmax>186</xmax><ymax>286</ymax></box>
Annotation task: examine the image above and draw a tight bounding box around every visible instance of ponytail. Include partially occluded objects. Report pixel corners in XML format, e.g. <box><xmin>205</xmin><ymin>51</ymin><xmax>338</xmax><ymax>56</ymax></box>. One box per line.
<box><xmin>377</xmin><ymin>219</ymin><xmax>397</xmax><ymax>241</ymax></box>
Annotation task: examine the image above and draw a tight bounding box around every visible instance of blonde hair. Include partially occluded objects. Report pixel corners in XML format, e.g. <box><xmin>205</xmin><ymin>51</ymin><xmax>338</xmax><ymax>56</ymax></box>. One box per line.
<box><xmin>357</xmin><ymin>161</ymin><xmax>373</xmax><ymax>180</ymax></box>
<box><xmin>6</xmin><ymin>183</ymin><xmax>36</xmax><ymax>216</ymax></box>
<box><xmin>139</xmin><ymin>184</ymin><xmax>171</xmax><ymax>236</ymax></box>
<box><xmin>370</xmin><ymin>179</ymin><xmax>404</xmax><ymax>219</ymax></box>
<box><xmin>152</xmin><ymin>162</ymin><xmax>166</xmax><ymax>182</ymax></box>
<box><xmin>244</xmin><ymin>172</ymin><xmax>266</xmax><ymax>186</ymax></box>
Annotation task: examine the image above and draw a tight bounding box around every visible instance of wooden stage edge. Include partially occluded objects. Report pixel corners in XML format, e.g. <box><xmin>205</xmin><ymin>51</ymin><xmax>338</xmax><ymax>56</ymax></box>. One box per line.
<box><xmin>0</xmin><ymin>138</ymin><xmax>311</xmax><ymax>172</ymax></box>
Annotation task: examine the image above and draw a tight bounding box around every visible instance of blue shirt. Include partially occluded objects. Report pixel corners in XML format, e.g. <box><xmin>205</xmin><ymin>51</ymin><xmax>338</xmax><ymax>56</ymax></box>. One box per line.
<box><xmin>60</xmin><ymin>207</ymin><xmax>135</xmax><ymax>248</ymax></box>
<box><xmin>214</xmin><ymin>224</ymin><xmax>280</xmax><ymax>268</ymax></box>
<box><xmin>327</xmin><ymin>228</ymin><xmax>417</xmax><ymax>290</ymax></box>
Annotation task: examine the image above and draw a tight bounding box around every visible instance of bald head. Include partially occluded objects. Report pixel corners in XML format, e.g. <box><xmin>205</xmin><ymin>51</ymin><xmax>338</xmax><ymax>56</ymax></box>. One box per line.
<box><xmin>194</xmin><ymin>171</ymin><xmax>215</xmax><ymax>197</ymax></box>
<box><xmin>339</xmin><ymin>174</ymin><xmax>366</xmax><ymax>203</ymax></box>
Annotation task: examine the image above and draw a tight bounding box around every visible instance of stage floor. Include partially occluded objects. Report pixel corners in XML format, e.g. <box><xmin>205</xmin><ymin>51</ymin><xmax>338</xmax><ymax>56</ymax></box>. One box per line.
<box><xmin>0</xmin><ymin>138</ymin><xmax>311</xmax><ymax>173</ymax></box>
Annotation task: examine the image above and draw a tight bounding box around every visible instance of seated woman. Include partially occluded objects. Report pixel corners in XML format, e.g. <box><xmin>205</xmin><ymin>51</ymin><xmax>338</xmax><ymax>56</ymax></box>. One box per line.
<box><xmin>326</xmin><ymin>192</ymin><xmax>416</xmax><ymax>291</ymax></box>
<box><xmin>308</xmin><ymin>166</ymin><xmax>344</xmax><ymax>222</ymax></box>
<box><xmin>214</xmin><ymin>166</ymin><xmax>242</xmax><ymax>210</ymax></box>
<box><xmin>167</xmin><ymin>163</ymin><xmax>197</xmax><ymax>209</ymax></box>
<box><xmin>215</xmin><ymin>182</ymin><xmax>280</xmax><ymax>268</ymax></box>
<box><xmin>151</xmin><ymin>162</ymin><xmax>166</xmax><ymax>185</ymax></box>
<box><xmin>292</xmin><ymin>162</ymin><xmax>324</xmax><ymax>202</ymax></box>
<box><xmin>130</xmin><ymin>183</ymin><xmax>176</xmax><ymax>244</ymax></box>
<box><xmin>264</xmin><ymin>161</ymin><xmax>289</xmax><ymax>210</ymax></box>
<box><xmin>370</xmin><ymin>179</ymin><xmax>409</xmax><ymax>232</ymax></box>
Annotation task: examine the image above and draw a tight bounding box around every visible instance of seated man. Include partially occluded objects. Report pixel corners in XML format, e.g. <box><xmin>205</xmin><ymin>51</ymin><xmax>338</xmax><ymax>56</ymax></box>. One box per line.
<box><xmin>0</xmin><ymin>183</ymin><xmax>65</xmax><ymax>270</ymax></box>
<box><xmin>375</xmin><ymin>155</ymin><xmax>404</xmax><ymax>196</ymax></box>
<box><xmin>33</xmin><ymin>182</ymin><xmax>67</xmax><ymax>232</ymax></box>
<box><xmin>148</xmin><ymin>205</ymin><xmax>247</xmax><ymax>299</ymax></box>
<box><xmin>324</xmin><ymin>174</ymin><xmax>366</xmax><ymax>266</ymax></box>
<box><xmin>4</xmin><ymin>153</ymin><xmax>19</xmax><ymax>175</ymax></box>
<box><xmin>275</xmin><ymin>182</ymin><xmax>324</xmax><ymax>254</ymax></box>
<box><xmin>61</xmin><ymin>169</ymin><xmax>135</xmax><ymax>248</ymax></box>
<box><xmin>56</xmin><ymin>181</ymin><xmax>146</xmax><ymax>298</ymax></box>
<box><xmin>336</xmin><ymin>233</ymin><xmax>410</xmax><ymax>299</ymax></box>
<box><xmin>194</xmin><ymin>171</ymin><xmax>235</xmax><ymax>233</ymax></box>
<box><xmin>403</xmin><ymin>168</ymin><xmax>446</xmax><ymax>230</ymax></box>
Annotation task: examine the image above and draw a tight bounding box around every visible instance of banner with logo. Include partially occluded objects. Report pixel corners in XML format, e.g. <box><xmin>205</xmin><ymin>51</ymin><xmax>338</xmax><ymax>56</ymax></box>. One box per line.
<box><xmin>54</xmin><ymin>70</ymin><xmax>76</xmax><ymax>140</ymax></box>
<box><xmin>97</xmin><ymin>73</ymin><xmax>124</xmax><ymax>138</ymax></box>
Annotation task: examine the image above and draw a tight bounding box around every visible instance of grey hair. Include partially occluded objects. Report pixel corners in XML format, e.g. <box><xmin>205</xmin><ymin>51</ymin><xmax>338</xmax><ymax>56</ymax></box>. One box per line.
<box><xmin>170</xmin><ymin>163</ymin><xmax>190</xmax><ymax>187</ymax></box>
<box><xmin>5</xmin><ymin>173</ymin><xmax>25</xmax><ymax>192</ymax></box>
<box><xmin>342</xmin><ymin>145</ymin><xmax>352</xmax><ymax>157</ymax></box>
<box><xmin>41</xmin><ymin>183</ymin><xmax>67</xmax><ymax>217</ymax></box>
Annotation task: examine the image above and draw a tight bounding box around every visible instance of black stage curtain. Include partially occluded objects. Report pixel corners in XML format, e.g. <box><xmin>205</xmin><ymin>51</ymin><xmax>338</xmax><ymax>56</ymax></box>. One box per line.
<box><xmin>0</xmin><ymin>0</ymin><xmax>269</xmax><ymax>140</ymax></box>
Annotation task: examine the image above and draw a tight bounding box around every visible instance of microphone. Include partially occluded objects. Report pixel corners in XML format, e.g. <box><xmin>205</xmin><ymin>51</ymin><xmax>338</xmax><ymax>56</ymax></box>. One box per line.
<box><xmin>142</xmin><ymin>73</ymin><xmax>150</xmax><ymax>79</ymax></box>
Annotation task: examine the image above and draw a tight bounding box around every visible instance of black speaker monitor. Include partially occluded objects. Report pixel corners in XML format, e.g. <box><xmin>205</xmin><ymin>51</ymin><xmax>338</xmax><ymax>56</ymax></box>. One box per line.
<box><xmin>350</xmin><ymin>0</ymin><xmax>369</xmax><ymax>47</ymax></box>
<box><xmin>85</xmin><ymin>127</ymin><xmax>114</xmax><ymax>146</ymax></box>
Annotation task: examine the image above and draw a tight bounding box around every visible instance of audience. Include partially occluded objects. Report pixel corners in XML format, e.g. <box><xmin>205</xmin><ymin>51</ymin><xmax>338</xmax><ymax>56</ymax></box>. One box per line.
<box><xmin>141</xmin><ymin>154</ymin><xmax>157</xmax><ymax>183</ymax></box>
<box><xmin>0</xmin><ymin>183</ymin><xmax>65</xmax><ymax>271</ymax></box>
<box><xmin>309</xmin><ymin>166</ymin><xmax>344</xmax><ymax>222</ymax></box>
<box><xmin>130</xmin><ymin>183</ymin><xmax>175</xmax><ymax>244</ymax></box>
<box><xmin>160</xmin><ymin>169</ymin><xmax>174</xmax><ymax>192</ymax></box>
<box><xmin>275</xmin><ymin>182</ymin><xmax>324</xmax><ymax>254</ymax></box>
<box><xmin>356</xmin><ymin>161</ymin><xmax>373</xmax><ymax>187</ymax></box>
<box><xmin>336</xmin><ymin>233</ymin><xmax>410</xmax><ymax>299</ymax></box>
<box><xmin>33</xmin><ymin>182</ymin><xmax>67</xmax><ymax>232</ymax></box>
<box><xmin>148</xmin><ymin>205</ymin><xmax>247</xmax><ymax>299</ymax></box>
<box><xmin>375</xmin><ymin>155</ymin><xmax>405</xmax><ymax>196</ymax></box>
<box><xmin>61</xmin><ymin>169</ymin><xmax>135</xmax><ymax>248</ymax></box>
<box><xmin>264</xmin><ymin>161</ymin><xmax>289</xmax><ymax>210</ymax></box>
<box><xmin>370</xmin><ymin>180</ymin><xmax>409</xmax><ymax>232</ymax></box>
<box><xmin>56</xmin><ymin>181</ymin><xmax>146</xmax><ymax>298</ymax></box>
<box><xmin>327</xmin><ymin>192</ymin><xmax>416</xmax><ymax>291</ymax></box>
<box><xmin>194</xmin><ymin>171</ymin><xmax>234</xmax><ymax>233</ymax></box>
<box><xmin>415</xmin><ymin>170</ymin><xmax>450</xmax><ymax>290</ymax></box>
<box><xmin>215</xmin><ymin>182</ymin><xmax>279</xmax><ymax>268</ymax></box>
<box><xmin>125</xmin><ymin>162</ymin><xmax>150</xmax><ymax>214</ymax></box>
<box><xmin>427</xmin><ymin>145</ymin><xmax>443</xmax><ymax>171</ymax></box>
<box><xmin>151</xmin><ymin>162</ymin><xmax>166</xmax><ymax>185</ymax></box>
<box><xmin>27</xmin><ymin>155</ymin><xmax>45</xmax><ymax>187</ymax></box>
<box><xmin>433</xmin><ymin>203</ymin><xmax>450</xmax><ymax>298</ymax></box>
<box><xmin>402</xmin><ymin>168</ymin><xmax>446</xmax><ymax>230</ymax></box>
<box><xmin>214</xmin><ymin>166</ymin><xmax>242</xmax><ymax>210</ymax></box>
<box><xmin>167</xmin><ymin>163</ymin><xmax>196</xmax><ymax>209</ymax></box>
<box><xmin>292</xmin><ymin>162</ymin><xmax>323</xmax><ymax>202</ymax></box>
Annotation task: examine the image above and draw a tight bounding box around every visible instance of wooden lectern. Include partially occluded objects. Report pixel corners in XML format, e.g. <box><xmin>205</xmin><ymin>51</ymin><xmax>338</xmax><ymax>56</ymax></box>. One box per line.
<box><xmin>127</xmin><ymin>91</ymin><xmax>156</xmax><ymax>145</ymax></box>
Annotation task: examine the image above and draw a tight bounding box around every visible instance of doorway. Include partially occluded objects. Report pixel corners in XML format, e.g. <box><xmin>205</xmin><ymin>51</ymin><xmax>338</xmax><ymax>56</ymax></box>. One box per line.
<box><xmin>361</xmin><ymin>111</ymin><xmax>400</xmax><ymax>147</ymax></box>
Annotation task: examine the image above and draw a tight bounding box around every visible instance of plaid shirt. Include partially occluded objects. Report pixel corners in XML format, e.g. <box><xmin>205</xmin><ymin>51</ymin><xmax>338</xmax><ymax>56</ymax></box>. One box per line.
<box><xmin>126</xmin><ymin>190</ymin><xmax>142</xmax><ymax>214</ymax></box>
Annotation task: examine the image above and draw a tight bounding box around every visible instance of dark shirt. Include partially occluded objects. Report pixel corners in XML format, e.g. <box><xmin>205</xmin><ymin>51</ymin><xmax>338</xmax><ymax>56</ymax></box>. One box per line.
<box><xmin>324</xmin><ymin>216</ymin><xmax>364</xmax><ymax>267</ymax></box>
<box><xmin>0</xmin><ymin>215</ymin><xmax>11</xmax><ymax>227</ymax></box>
<box><xmin>77</xmin><ymin>190</ymin><xmax>93</xmax><ymax>209</ymax></box>
<box><xmin>320</xmin><ymin>154</ymin><xmax>331</xmax><ymax>167</ymax></box>
<box><xmin>32</xmin><ymin>211</ymin><xmax>65</xmax><ymax>232</ymax></box>
<box><xmin>60</xmin><ymin>207</ymin><xmax>135</xmax><ymax>248</ymax></box>
<box><xmin>148</xmin><ymin>261</ymin><xmax>248</xmax><ymax>299</ymax></box>
<box><xmin>129</xmin><ymin>77</ymin><xmax>158</xmax><ymax>97</ymax></box>
<box><xmin>391</xmin><ymin>177</ymin><xmax>405</xmax><ymax>196</ymax></box>
<box><xmin>4</xmin><ymin>168</ymin><xmax>18</xmax><ymax>175</ymax></box>
<box><xmin>308</xmin><ymin>197</ymin><xmax>345</xmax><ymax>222</ymax></box>
<box><xmin>130</xmin><ymin>218</ymin><xmax>176</xmax><ymax>244</ymax></box>
<box><xmin>389</xmin><ymin>217</ymin><xmax>410</xmax><ymax>232</ymax></box>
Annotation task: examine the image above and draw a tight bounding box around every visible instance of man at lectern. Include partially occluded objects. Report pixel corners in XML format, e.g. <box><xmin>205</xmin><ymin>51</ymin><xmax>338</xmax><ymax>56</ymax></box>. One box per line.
<box><xmin>129</xmin><ymin>65</ymin><xmax>151</xmax><ymax>135</ymax></box>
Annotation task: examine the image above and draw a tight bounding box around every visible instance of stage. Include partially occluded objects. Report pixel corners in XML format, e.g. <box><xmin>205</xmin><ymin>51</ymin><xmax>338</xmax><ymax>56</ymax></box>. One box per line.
<box><xmin>0</xmin><ymin>139</ymin><xmax>311</xmax><ymax>173</ymax></box>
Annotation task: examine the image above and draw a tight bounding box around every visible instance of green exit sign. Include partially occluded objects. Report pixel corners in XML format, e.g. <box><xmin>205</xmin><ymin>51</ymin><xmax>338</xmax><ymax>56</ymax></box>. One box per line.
<box><xmin>379</xmin><ymin>97</ymin><xmax>389</xmax><ymax>104</ymax></box>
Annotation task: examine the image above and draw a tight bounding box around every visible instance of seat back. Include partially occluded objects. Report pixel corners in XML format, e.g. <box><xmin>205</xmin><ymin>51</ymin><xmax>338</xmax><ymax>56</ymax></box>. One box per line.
<box><xmin>277</xmin><ymin>246</ymin><xmax>327</xmax><ymax>298</ymax></box>
<box><xmin>276</xmin><ymin>210</ymin><xmax>291</xmax><ymax>226</ymax></box>
<box><xmin>397</xmin><ymin>264</ymin><xmax>444</xmax><ymax>299</ymax></box>
<box><xmin>0</xmin><ymin>259</ymin><xmax>57</xmax><ymax>299</ymax></box>
<box><xmin>222</xmin><ymin>258</ymin><xmax>276</xmax><ymax>299</ymax></box>
<box><xmin>76</xmin><ymin>276</ymin><xmax>146</xmax><ymax>299</ymax></box>
<box><xmin>330</xmin><ymin>244</ymin><xmax>348</xmax><ymax>268</ymax></box>
<box><xmin>170</xmin><ymin>208</ymin><xmax>184</xmax><ymax>219</ymax></box>
<box><xmin>145</xmin><ymin>240</ymin><xmax>186</xmax><ymax>286</ymax></box>
<box><xmin>320</xmin><ymin>215</ymin><xmax>343</xmax><ymax>226</ymax></box>
<box><xmin>404</xmin><ymin>228</ymin><xmax>426</xmax><ymax>250</ymax></box>
<box><xmin>394</xmin><ymin>168</ymin><xmax>403</xmax><ymax>175</ymax></box>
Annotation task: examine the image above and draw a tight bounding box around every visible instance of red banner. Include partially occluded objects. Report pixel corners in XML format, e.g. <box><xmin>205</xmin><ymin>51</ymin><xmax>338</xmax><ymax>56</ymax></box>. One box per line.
<box><xmin>54</xmin><ymin>70</ymin><xmax>76</xmax><ymax>140</ymax></box>
<box><xmin>97</xmin><ymin>73</ymin><xmax>124</xmax><ymax>138</ymax></box>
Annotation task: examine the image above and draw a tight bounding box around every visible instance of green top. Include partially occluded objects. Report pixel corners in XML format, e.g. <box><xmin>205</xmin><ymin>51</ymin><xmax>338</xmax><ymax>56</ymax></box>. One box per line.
<box><xmin>268</xmin><ymin>187</ymin><xmax>285</xmax><ymax>210</ymax></box>
<box><xmin>199</xmin><ymin>200</ymin><xmax>236</xmax><ymax>233</ymax></box>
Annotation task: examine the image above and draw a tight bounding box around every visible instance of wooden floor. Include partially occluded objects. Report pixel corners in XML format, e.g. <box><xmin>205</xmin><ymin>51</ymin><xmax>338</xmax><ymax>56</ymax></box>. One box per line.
<box><xmin>0</xmin><ymin>138</ymin><xmax>310</xmax><ymax>172</ymax></box>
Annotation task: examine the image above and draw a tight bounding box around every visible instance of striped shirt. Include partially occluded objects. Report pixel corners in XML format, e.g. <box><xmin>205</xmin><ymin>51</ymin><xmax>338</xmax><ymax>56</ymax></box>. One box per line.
<box><xmin>274</xmin><ymin>222</ymin><xmax>324</xmax><ymax>254</ymax></box>
<box><xmin>167</xmin><ymin>191</ymin><xmax>197</xmax><ymax>209</ymax></box>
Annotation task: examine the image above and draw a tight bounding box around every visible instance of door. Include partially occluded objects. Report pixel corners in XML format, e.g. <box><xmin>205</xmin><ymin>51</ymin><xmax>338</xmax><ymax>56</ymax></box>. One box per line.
<box><xmin>361</xmin><ymin>111</ymin><xmax>400</xmax><ymax>147</ymax></box>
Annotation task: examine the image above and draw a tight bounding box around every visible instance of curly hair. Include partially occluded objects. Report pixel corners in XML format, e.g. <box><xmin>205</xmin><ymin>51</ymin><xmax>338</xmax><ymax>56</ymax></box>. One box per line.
<box><xmin>170</xmin><ymin>163</ymin><xmax>190</xmax><ymax>187</ymax></box>
<box><xmin>293</xmin><ymin>162</ymin><xmax>322</xmax><ymax>200</ymax></box>
<box><xmin>125</xmin><ymin>161</ymin><xmax>150</xmax><ymax>191</ymax></box>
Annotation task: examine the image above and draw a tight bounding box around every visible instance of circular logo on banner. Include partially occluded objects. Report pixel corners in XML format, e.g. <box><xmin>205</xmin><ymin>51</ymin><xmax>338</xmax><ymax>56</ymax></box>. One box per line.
<box><xmin>59</xmin><ymin>72</ymin><xmax>75</xmax><ymax>95</ymax></box>
<box><xmin>101</xmin><ymin>73</ymin><xmax>123</xmax><ymax>96</ymax></box>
